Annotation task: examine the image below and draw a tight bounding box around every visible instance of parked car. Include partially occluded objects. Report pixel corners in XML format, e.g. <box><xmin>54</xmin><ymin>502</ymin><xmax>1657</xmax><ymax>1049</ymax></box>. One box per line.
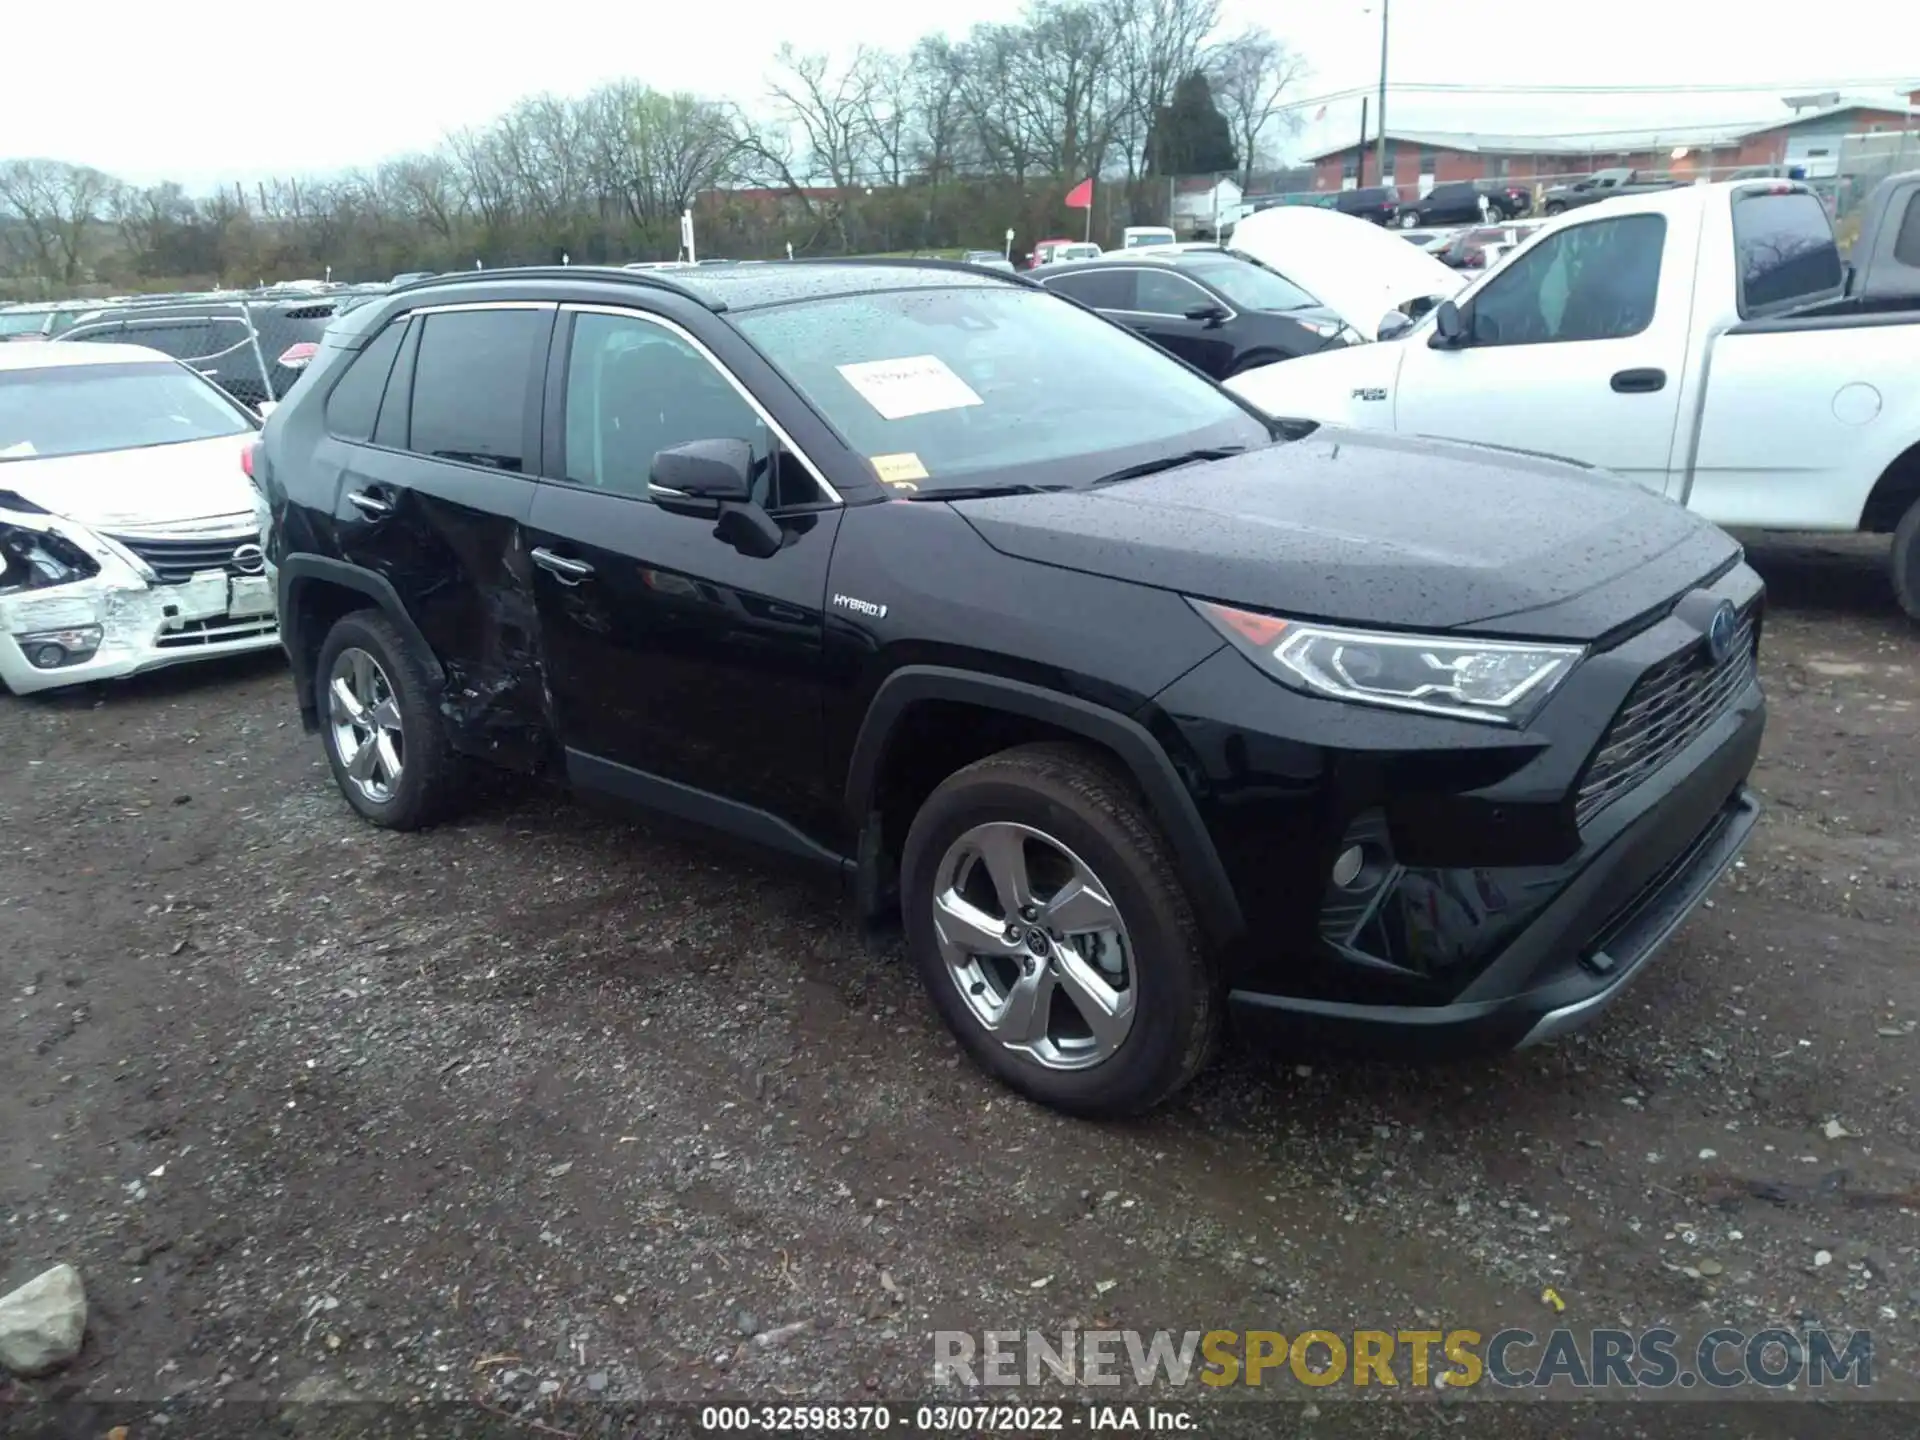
<box><xmin>1332</xmin><ymin>186</ymin><xmax>1401</xmax><ymax>225</ymax></box>
<box><xmin>1437</xmin><ymin>221</ymin><xmax>1549</xmax><ymax>271</ymax></box>
<box><xmin>0</xmin><ymin>342</ymin><xmax>277</xmax><ymax>694</ymax></box>
<box><xmin>258</xmin><ymin>258</ymin><xmax>1763</xmax><ymax>1116</ymax></box>
<box><xmin>1032</xmin><ymin>248</ymin><xmax>1357</xmax><ymax>378</ymax></box>
<box><xmin>1395</xmin><ymin>180</ymin><xmax>1530</xmax><ymax>228</ymax></box>
<box><xmin>1541</xmin><ymin>167</ymin><xmax>1685</xmax><ymax>216</ymax></box>
<box><xmin>961</xmin><ymin>250</ymin><xmax>1017</xmax><ymax>274</ymax></box>
<box><xmin>1028</xmin><ymin>239</ymin><xmax>1102</xmax><ymax>268</ymax></box>
<box><xmin>1228</xmin><ymin>205</ymin><xmax>1467</xmax><ymax>339</ymax></box>
<box><xmin>1121</xmin><ymin>226</ymin><xmax>1177</xmax><ymax>250</ymax></box>
<box><xmin>1226</xmin><ymin>176</ymin><xmax>1920</xmax><ymax>617</ymax></box>
<box><xmin>55</xmin><ymin>294</ymin><xmax>344</xmax><ymax>410</ymax></box>
<box><xmin>0</xmin><ymin>300</ymin><xmax>99</xmax><ymax>342</ymax></box>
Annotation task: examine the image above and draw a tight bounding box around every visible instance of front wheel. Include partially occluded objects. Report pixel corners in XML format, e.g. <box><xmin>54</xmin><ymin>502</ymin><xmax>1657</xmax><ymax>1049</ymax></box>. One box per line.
<box><xmin>1396</xmin><ymin>211</ymin><xmax>1420</xmax><ymax>229</ymax></box>
<box><xmin>1544</xmin><ymin>201</ymin><xmax>1566</xmax><ymax>216</ymax></box>
<box><xmin>1892</xmin><ymin>499</ymin><xmax>1920</xmax><ymax>623</ymax></box>
<box><xmin>899</xmin><ymin>742</ymin><xmax>1219</xmax><ymax>1117</ymax></box>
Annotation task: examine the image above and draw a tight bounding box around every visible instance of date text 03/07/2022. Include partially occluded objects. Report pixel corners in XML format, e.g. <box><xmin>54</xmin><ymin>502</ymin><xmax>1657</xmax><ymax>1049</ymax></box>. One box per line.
<box><xmin>696</xmin><ymin>1403</ymin><xmax>1196</xmax><ymax>1432</ymax></box>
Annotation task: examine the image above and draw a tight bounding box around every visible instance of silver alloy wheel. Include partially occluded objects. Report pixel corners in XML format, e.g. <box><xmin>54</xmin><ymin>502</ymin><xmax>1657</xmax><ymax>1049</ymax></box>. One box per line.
<box><xmin>327</xmin><ymin>646</ymin><xmax>404</xmax><ymax>804</ymax></box>
<box><xmin>931</xmin><ymin>821</ymin><xmax>1137</xmax><ymax>1071</ymax></box>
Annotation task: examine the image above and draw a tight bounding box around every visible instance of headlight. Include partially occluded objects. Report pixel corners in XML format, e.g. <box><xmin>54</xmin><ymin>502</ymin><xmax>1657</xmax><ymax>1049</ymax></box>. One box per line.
<box><xmin>1192</xmin><ymin>600</ymin><xmax>1583</xmax><ymax>725</ymax></box>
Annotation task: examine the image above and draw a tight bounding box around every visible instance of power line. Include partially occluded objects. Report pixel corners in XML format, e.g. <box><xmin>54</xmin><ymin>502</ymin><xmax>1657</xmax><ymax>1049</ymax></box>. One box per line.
<box><xmin>1277</xmin><ymin>75</ymin><xmax>1920</xmax><ymax>112</ymax></box>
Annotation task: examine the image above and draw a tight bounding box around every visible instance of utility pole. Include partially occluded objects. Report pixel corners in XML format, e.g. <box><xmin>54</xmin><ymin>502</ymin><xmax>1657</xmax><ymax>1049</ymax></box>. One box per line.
<box><xmin>1356</xmin><ymin>97</ymin><xmax>1369</xmax><ymax>187</ymax></box>
<box><xmin>1376</xmin><ymin>0</ymin><xmax>1390</xmax><ymax>187</ymax></box>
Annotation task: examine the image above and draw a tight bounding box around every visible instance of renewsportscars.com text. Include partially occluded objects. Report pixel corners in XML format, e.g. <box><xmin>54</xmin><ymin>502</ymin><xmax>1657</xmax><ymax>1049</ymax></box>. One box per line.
<box><xmin>932</xmin><ymin>1327</ymin><xmax>1873</xmax><ymax>1390</ymax></box>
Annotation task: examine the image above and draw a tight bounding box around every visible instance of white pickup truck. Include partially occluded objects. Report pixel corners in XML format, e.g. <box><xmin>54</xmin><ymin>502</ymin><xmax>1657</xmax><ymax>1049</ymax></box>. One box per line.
<box><xmin>1227</xmin><ymin>175</ymin><xmax>1920</xmax><ymax>617</ymax></box>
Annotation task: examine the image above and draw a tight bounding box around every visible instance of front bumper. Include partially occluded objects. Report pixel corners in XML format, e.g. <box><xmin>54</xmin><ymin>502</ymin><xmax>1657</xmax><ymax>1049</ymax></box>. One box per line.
<box><xmin>1</xmin><ymin>514</ymin><xmax>279</xmax><ymax>696</ymax></box>
<box><xmin>1147</xmin><ymin>563</ymin><xmax>1768</xmax><ymax>1056</ymax></box>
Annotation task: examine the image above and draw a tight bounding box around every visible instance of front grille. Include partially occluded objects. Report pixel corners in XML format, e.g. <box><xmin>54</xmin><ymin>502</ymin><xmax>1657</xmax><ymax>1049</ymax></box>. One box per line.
<box><xmin>154</xmin><ymin>616</ymin><xmax>278</xmax><ymax>649</ymax></box>
<box><xmin>108</xmin><ymin>532</ymin><xmax>258</xmax><ymax>584</ymax></box>
<box><xmin>1575</xmin><ymin>608</ymin><xmax>1759</xmax><ymax>826</ymax></box>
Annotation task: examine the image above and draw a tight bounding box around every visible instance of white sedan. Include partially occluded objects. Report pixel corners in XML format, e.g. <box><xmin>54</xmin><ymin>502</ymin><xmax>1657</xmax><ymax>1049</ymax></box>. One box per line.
<box><xmin>0</xmin><ymin>342</ymin><xmax>278</xmax><ymax>695</ymax></box>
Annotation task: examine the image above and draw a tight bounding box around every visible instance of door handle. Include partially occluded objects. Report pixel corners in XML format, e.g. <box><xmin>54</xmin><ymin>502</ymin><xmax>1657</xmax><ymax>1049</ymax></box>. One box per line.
<box><xmin>1610</xmin><ymin>368</ymin><xmax>1667</xmax><ymax>394</ymax></box>
<box><xmin>346</xmin><ymin>489</ymin><xmax>392</xmax><ymax>517</ymax></box>
<box><xmin>531</xmin><ymin>547</ymin><xmax>594</xmax><ymax>582</ymax></box>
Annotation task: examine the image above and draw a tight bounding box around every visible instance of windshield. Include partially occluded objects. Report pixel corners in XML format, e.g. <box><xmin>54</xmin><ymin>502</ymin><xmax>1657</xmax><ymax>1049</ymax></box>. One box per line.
<box><xmin>734</xmin><ymin>287</ymin><xmax>1268</xmax><ymax>493</ymax></box>
<box><xmin>0</xmin><ymin>312</ymin><xmax>48</xmax><ymax>338</ymax></box>
<box><xmin>0</xmin><ymin>361</ymin><xmax>252</xmax><ymax>462</ymax></box>
<box><xmin>1186</xmin><ymin>256</ymin><xmax>1321</xmax><ymax>312</ymax></box>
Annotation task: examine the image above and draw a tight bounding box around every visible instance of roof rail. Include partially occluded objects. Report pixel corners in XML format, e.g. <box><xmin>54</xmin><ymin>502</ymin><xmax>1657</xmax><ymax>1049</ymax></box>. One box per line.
<box><xmin>390</xmin><ymin>264</ymin><xmax>720</xmax><ymax>309</ymax></box>
<box><xmin>783</xmin><ymin>254</ymin><xmax>1043</xmax><ymax>289</ymax></box>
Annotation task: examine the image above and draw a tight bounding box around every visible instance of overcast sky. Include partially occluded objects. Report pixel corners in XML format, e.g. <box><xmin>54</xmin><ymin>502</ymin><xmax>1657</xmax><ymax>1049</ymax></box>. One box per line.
<box><xmin>3</xmin><ymin>0</ymin><xmax>1913</xmax><ymax>189</ymax></box>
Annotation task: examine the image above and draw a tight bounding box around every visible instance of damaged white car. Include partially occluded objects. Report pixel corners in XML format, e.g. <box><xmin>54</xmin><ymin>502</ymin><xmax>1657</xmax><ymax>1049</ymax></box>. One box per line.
<box><xmin>0</xmin><ymin>342</ymin><xmax>278</xmax><ymax>695</ymax></box>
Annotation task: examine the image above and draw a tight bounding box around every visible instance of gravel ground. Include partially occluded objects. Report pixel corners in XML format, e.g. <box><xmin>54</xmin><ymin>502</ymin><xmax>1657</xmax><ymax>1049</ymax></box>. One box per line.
<box><xmin>3</xmin><ymin>534</ymin><xmax>1918</xmax><ymax>1431</ymax></box>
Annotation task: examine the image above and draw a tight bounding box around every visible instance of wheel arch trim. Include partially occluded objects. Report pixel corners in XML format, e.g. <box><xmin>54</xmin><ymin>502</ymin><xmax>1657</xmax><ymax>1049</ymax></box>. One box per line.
<box><xmin>278</xmin><ymin>555</ymin><xmax>445</xmax><ymax>728</ymax></box>
<box><xmin>844</xmin><ymin>665</ymin><xmax>1246</xmax><ymax>945</ymax></box>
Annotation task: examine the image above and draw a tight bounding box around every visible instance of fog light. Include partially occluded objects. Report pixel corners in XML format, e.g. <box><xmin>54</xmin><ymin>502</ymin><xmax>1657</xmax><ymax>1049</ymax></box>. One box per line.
<box><xmin>1332</xmin><ymin>844</ymin><xmax>1366</xmax><ymax>889</ymax></box>
<box><xmin>16</xmin><ymin>625</ymin><xmax>103</xmax><ymax>668</ymax></box>
<box><xmin>1332</xmin><ymin>842</ymin><xmax>1390</xmax><ymax>893</ymax></box>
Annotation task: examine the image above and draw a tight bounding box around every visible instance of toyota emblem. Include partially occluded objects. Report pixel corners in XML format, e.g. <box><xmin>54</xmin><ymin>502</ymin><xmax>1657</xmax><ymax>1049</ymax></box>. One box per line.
<box><xmin>1705</xmin><ymin>600</ymin><xmax>1737</xmax><ymax>664</ymax></box>
<box><xmin>231</xmin><ymin>543</ymin><xmax>267</xmax><ymax>575</ymax></box>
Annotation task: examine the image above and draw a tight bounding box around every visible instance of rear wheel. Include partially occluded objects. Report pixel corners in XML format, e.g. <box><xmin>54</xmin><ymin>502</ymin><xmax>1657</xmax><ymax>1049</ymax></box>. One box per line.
<box><xmin>900</xmin><ymin>742</ymin><xmax>1219</xmax><ymax>1117</ymax></box>
<box><xmin>1892</xmin><ymin>499</ymin><xmax>1920</xmax><ymax>623</ymax></box>
<box><xmin>1397</xmin><ymin>211</ymin><xmax>1420</xmax><ymax>228</ymax></box>
<box><xmin>316</xmin><ymin>610</ymin><xmax>465</xmax><ymax>829</ymax></box>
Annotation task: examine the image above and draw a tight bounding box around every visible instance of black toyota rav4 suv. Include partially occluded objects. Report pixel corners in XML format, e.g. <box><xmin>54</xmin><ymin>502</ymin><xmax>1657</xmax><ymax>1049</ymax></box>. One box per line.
<box><xmin>257</xmin><ymin>261</ymin><xmax>1765</xmax><ymax>1117</ymax></box>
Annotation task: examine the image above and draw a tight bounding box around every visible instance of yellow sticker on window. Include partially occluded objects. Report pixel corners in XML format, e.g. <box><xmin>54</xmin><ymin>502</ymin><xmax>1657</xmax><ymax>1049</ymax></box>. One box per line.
<box><xmin>871</xmin><ymin>452</ymin><xmax>930</xmax><ymax>487</ymax></box>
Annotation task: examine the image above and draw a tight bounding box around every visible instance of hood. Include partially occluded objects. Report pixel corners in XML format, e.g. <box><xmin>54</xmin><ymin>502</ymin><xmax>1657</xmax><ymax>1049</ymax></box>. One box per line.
<box><xmin>0</xmin><ymin>433</ymin><xmax>257</xmax><ymax>531</ymax></box>
<box><xmin>950</xmin><ymin>429</ymin><xmax>1739</xmax><ymax>641</ymax></box>
<box><xmin>1229</xmin><ymin>207</ymin><xmax>1466</xmax><ymax>336</ymax></box>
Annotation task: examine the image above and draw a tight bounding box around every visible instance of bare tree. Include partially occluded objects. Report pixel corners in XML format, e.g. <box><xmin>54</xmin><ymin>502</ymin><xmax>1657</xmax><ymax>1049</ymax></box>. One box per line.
<box><xmin>0</xmin><ymin>159</ymin><xmax>116</xmax><ymax>284</ymax></box>
<box><xmin>1208</xmin><ymin>27</ymin><xmax>1308</xmax><ymax>187</ymax></box>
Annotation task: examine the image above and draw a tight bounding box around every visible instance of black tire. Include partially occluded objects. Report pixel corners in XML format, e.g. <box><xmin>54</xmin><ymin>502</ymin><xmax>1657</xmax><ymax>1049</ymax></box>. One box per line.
<box><xmin>314</xmin><ymin>608</ymin><xmax>464</xmax><ymax>830</ymax></box>
<box><xmin>1544</xmin><ymin>201</ymin><xmax>1566</xmax><ymax>217</ymax></box>
<box><xmin>899</xmin><ymin>741</ymin><xmax>1219</xmax><ymax>1117</ymax></box>
<box><xmin>1893</xmin><ymin>499</ymin><xmax>1920</xmax><ymax>623</ymax></box>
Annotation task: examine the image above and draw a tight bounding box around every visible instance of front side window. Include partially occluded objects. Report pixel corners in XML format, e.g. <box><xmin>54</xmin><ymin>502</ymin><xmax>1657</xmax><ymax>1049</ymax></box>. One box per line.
<box><xmin>0</xmin><ymin>360</ymin><xmax>252</xmax><ymax>462</ymax></box>
<box><xmin>562</xmin><ymin>312</ymin><xmax>793</xmax><ymax>505</ymax></box>
<box><xmin>733</xmin><ymin>286</ymin><xmax>1268</xmax><ymax>493</ymax></box>
<box><xmin>406</xmin><ymin>309</ymin><xmax>540</xmax><ymax>471</ymax></box>
<box><xmin>1135</xmin><ymin>270</ymin><xmax>1215</xmax><ymax>316</ymax></box>
<box><xmin>1731</xmin><ymin>189</ymin><xmax>1843</xmax><ymax>316</ymax></box>
<box><xmin>1467</xmin><ymin>213</ymin><xmax>1665</xmax><ymax>347</ymax></box>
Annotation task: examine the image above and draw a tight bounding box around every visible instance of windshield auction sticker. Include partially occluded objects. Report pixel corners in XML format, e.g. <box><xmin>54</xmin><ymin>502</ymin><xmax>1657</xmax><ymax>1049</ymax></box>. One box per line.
<box><xmin>837</xmin><ymin>355</ymin><xmax>983</xmax><ymax>420</ymax></box>
<box><xmin>870</xmin><ymin>452</ymin><xmax>930</xmax><ymax>486</ymax></box>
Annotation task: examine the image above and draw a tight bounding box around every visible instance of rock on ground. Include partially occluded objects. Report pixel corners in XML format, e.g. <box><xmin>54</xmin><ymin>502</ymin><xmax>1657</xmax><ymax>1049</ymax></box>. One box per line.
<box><xmin>0</xmin><ymin>1263</ymin><xmax>87</xmax><ymax>1377</ymax></box>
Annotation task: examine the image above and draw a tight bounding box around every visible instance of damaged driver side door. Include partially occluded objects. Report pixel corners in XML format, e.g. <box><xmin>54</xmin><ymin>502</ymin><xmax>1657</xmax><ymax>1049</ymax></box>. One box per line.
<box><xmin>332</xmin><ymin>302</ymin><xmax>554</xmax><ymax>768</ymax></box>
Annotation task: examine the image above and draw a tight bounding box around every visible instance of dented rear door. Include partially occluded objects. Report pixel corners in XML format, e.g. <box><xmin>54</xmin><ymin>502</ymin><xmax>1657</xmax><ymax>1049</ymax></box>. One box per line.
<box><xmin>332</xmin><ymin>302</ymin><xmax>555</xmax><ymax>769</ymax></box>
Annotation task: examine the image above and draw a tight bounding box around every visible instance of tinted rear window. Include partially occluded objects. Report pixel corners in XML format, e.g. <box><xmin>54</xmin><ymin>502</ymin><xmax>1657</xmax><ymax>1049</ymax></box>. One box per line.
<box><xmin>1732</xmin><ymin>189</ymin><xmax>1843</xmax><ymax>316</ymax></box>
<box><xmin>324</xmin><ymin>319</ymin><xmax>408</xmax><ymax>441</ymax></box>
<box><xmin>406</xmin><ymin>309</ymin><xmax>539</xmax><ymax>471</ymax></box>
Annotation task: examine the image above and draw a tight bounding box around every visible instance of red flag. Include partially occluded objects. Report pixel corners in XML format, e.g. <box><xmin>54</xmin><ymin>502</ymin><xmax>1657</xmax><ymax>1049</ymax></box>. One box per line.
<box><xmin>1064</xmin><ymin>177</ymin><xmax>1093</xmax><ymax>209</ymax></box>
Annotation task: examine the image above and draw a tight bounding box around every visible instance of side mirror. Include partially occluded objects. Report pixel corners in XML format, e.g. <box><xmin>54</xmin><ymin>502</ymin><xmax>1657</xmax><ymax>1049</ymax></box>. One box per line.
<box><xmin>1429</xmin><ymin>300</ymin><xmax>1466</xmax><ymax>348</ymax></box>
<box><xmin>1376</xmin><ymin>310</ymin><xmax>1415</xmax><ymax>342</ymax></box>
<box><xmin>649</xmin><ymin>438</ymin><xmax>754</xmax><ymax>509</ymax></box>
<box><xmin>649</xmin><ymin>438</ymin><xmax>783</xmax><ymax>559</ymax></box>
<box><xmin>1184</xmin><ymin>302</ymin><xmax>1230</xmax><ymax>325</ymax></box>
